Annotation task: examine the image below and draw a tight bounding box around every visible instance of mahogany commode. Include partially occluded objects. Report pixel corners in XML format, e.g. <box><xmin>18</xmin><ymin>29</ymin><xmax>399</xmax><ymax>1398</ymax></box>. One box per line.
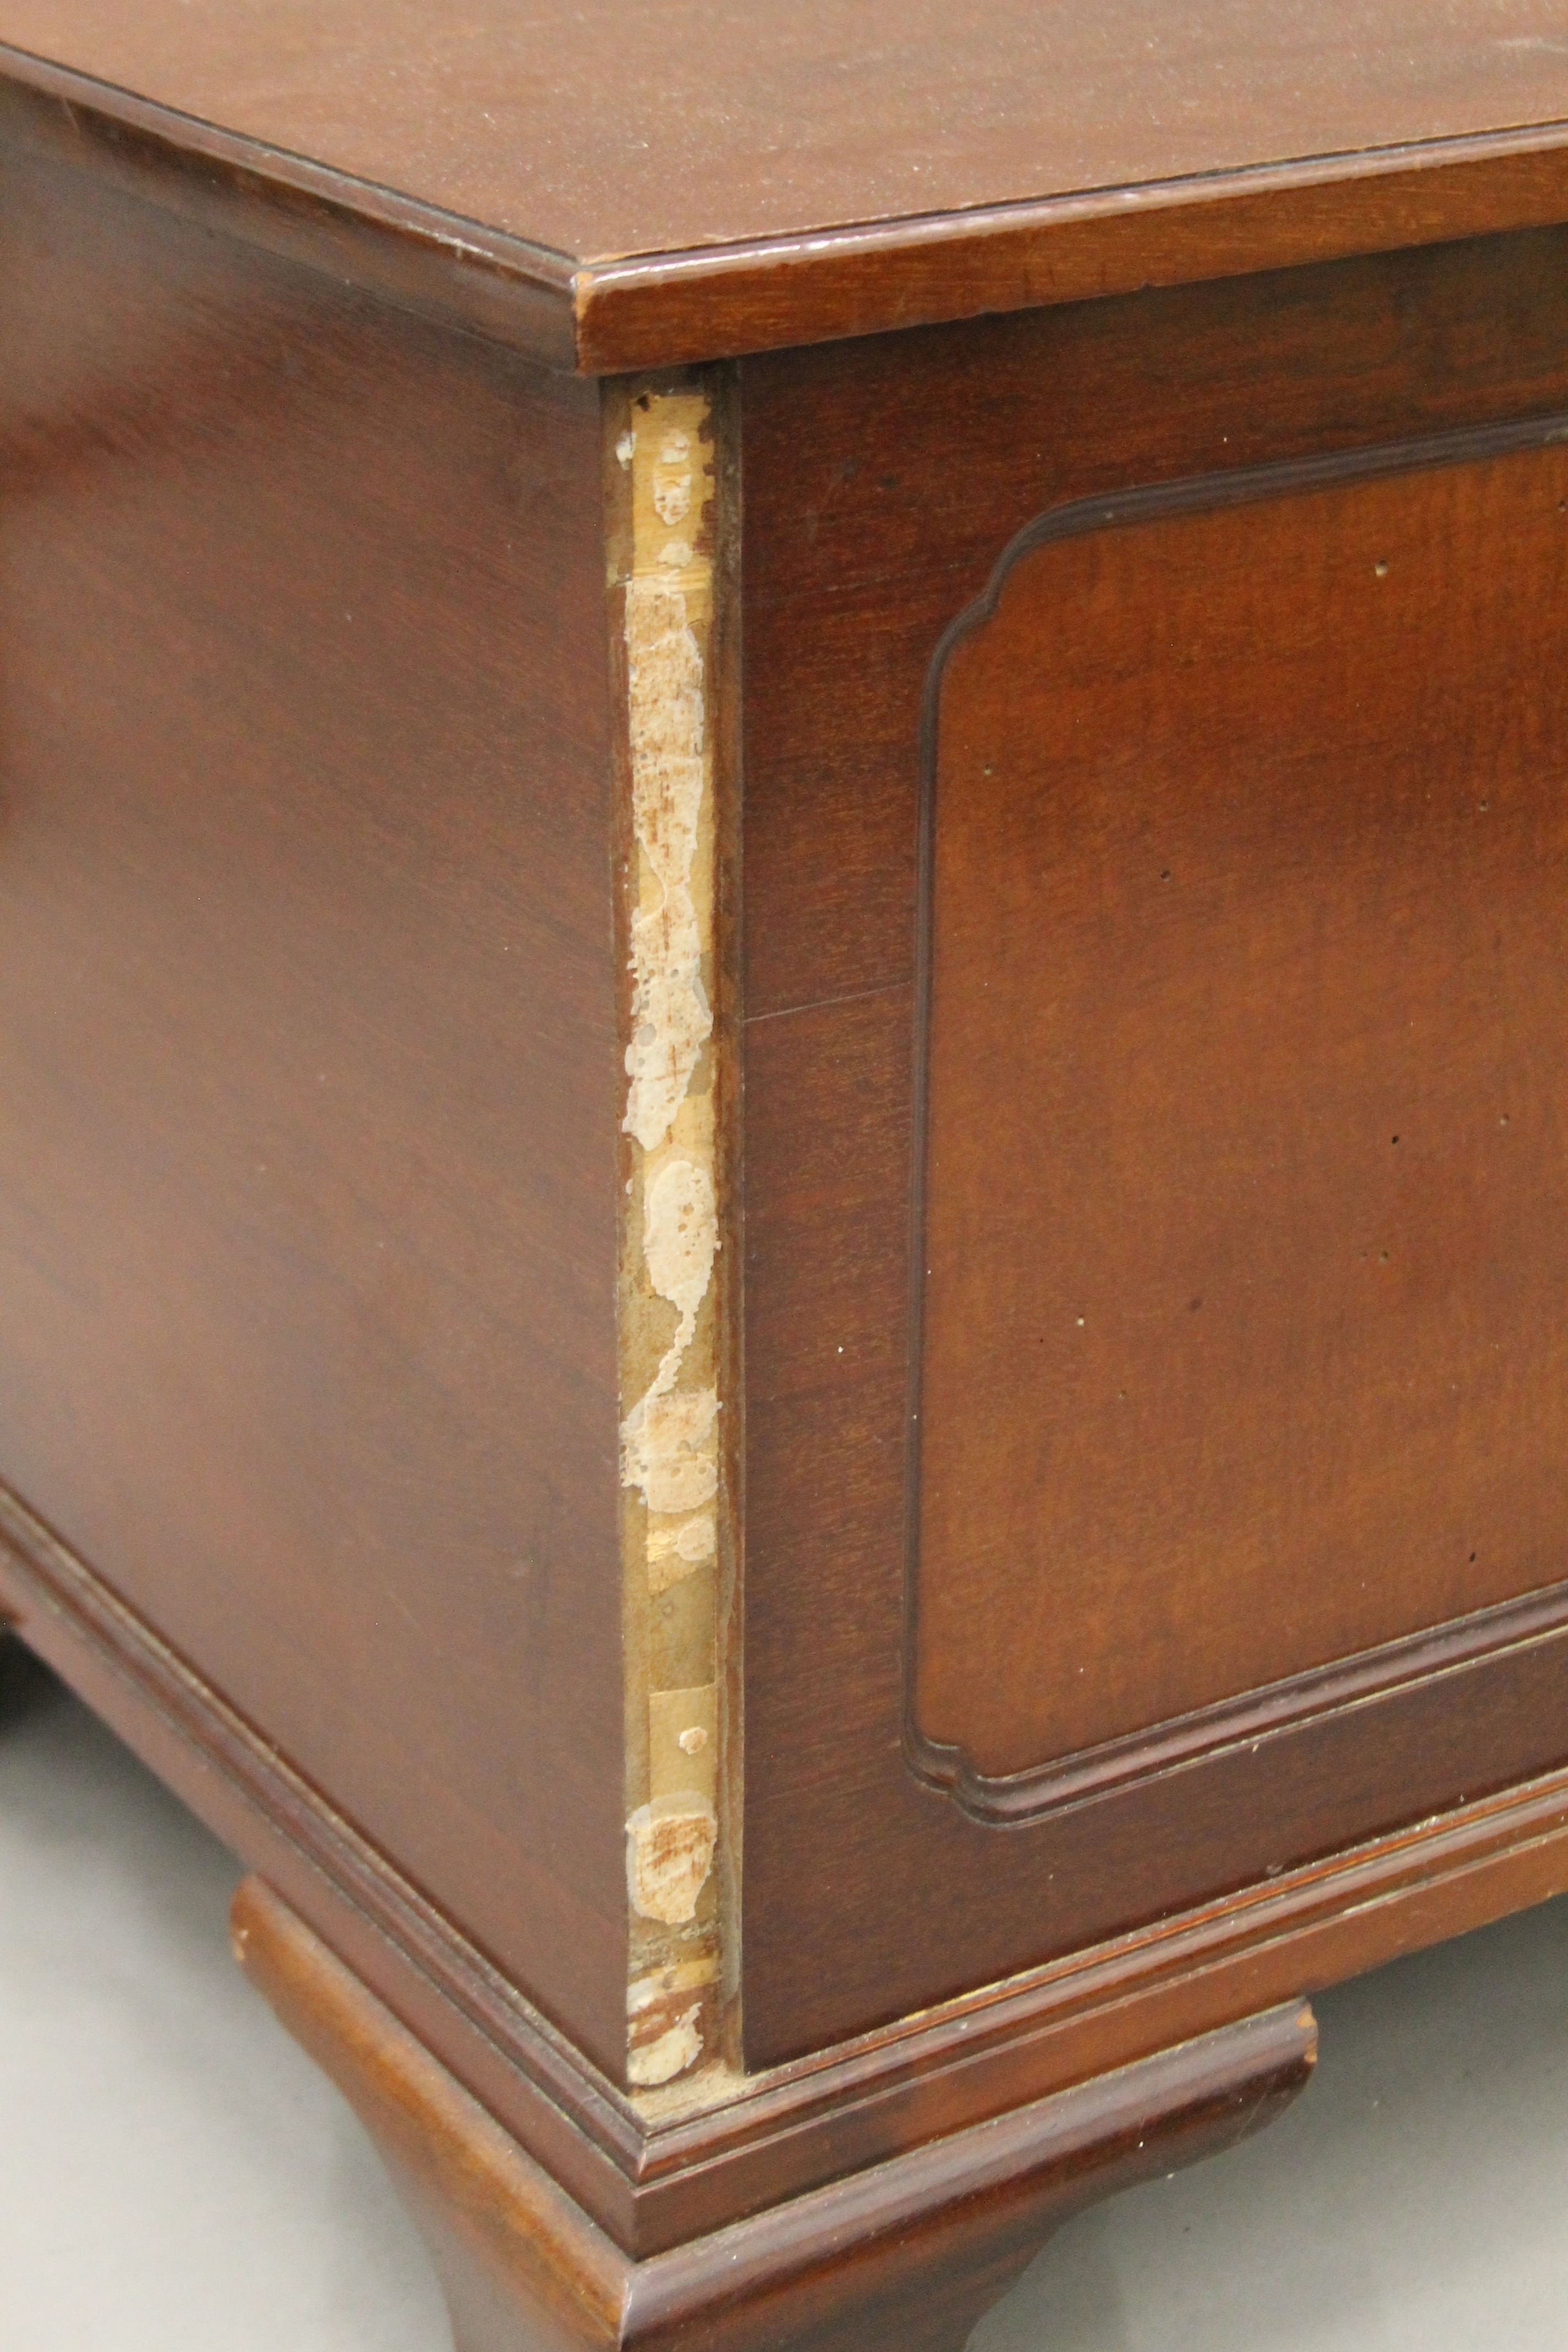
<box><xmin>4</xmin><ymin>3</ymin><xmax>1568</xmax><ymax>2343</ymax></box>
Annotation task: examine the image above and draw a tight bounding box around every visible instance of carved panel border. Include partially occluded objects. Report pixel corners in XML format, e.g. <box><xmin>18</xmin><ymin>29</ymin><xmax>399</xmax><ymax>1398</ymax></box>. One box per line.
<box><xmin>905</xmin><ymin>404</ymin><xmax>1568</xmax><ymax>1826</ymax></box>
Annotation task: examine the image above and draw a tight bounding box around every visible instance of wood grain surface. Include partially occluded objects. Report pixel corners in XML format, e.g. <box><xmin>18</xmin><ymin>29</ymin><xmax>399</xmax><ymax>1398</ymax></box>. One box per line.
<box><xmin>6</xmin><ymin>7</ymin><xmax>1568</xmax><ymax>365</ymax></box>
<box><xmin>2</xmin><ymin>0</ymin><xmax>1567</xmax><ymax>264</ymax></box>
<box><xmin>9</xmin><ymin>1478</ymin><xmax>1568</xmax><ymax>2257</ymax></box>
<box><xmin>234</xmin><ymin>1872</ymin><xmax>1315</xmax><ymax>2352</ymax></box>
<box><xmin>914</xmin><ymin>424</ymin><xmax>1568</xmax><ymax>1788</ymax></box>
<box><xmin>0</xmin><ymin>138</ymin><xmax>629</xmax><ymax>2073</ymax></box>
<box><xmin>8</xmin><ymin>12</ymin><xmax>1568</xmax><ymax>2268</ymax></box>
<box><xmin>739</xmin><ymin>225</ymin><xmax>1568</xmax><ymax>2066</ymax></box>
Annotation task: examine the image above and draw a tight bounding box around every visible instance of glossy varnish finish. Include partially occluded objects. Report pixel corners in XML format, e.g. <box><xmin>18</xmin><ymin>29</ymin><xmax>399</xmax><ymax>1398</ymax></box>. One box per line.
<box><xmin>11</xmin><ymin>1509</ymin><xmax>1568</xmax><ymax>2264</ymax></box>
<box><xmin>3</xmin><ymin>0</ymin><xmax>1567</xmax><ymax>263</ymax></box>
<box><xmin>914</xmin><ymin>425</ymin><xmax>1568</xmax><ymax>1790</ymax></box>
<box><xmin>0</xmin><ymin>137</ymin><xmax>628</xmax><ymax>2072</ymax></box>
<box><xmin>8</xmin><ymin>7</ymin><xmax>1568</xmax><ymax>2340</ymax></box>
<box><xmin>234</xmin><ymin>1873</ymin><xmax>1316</xmax><ymax>2352</ymax></box>
<box><xmin>739</xmin><ymin>227</ymin><xmax>1568</xmax><ymax>2065</ymax></box>
<box><xmin>6</xmin><ymin>9</ymin><xmax>1568</xmax><ymax>365</ymax></box>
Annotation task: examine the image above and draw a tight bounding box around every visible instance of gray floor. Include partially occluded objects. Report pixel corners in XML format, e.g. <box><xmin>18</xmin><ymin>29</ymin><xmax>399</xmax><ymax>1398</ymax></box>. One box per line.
<box><xmin>4</xmin><ymin>1651</ymin><xmax>1567</xmax><ymax>2351</ymax></box>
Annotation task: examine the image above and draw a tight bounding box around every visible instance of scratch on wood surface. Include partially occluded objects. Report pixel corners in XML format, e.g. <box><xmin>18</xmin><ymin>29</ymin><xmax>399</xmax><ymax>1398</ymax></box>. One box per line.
<box><xmin>616</xmin><ymin>386</ymin><xmax>726</xmax><ymax>2086</ymax></box>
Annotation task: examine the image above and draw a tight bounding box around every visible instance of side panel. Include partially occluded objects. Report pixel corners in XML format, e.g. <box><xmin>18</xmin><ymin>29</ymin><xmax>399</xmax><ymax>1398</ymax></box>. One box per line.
<box><xmin>739</xmin><ymin>226</ymin><xmax>1568</xmax><ymax>2066</ymax></box>
<box><xmin>915</xmin><ymin>430</ymin><xmax>1568</xmax><ymax>1796</ymax></box>
<box><xmin>0</xmin><ymin>138</ymin><xmax>627</xmax><ymax>2071</ymax></box>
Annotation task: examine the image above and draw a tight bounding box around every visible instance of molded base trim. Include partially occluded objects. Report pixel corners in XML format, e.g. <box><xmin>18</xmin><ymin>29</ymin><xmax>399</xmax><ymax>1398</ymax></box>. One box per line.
<box><xmin>7</xmin><ymin>1496</ymin><xmax>1568</xmax><ymax>2259</ymax></box>
<box><xmin>233</xmin><ymin>1876</ymin><xmax>1314</xmax><ymax>2352</ymax></box>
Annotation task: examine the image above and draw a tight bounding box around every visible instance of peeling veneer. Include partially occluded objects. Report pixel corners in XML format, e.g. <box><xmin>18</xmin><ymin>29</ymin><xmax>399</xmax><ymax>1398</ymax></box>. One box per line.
<box><xmin>626</xmin><ymin>1951</ymin><xmax>721</xmax><ymax>2090</ymax></box>
<box><xmin>614</xmin><ymin>386</ymin><xmax>728</xmax><ymax>2088</ymax></box>
<box><xmin>625</xmin><ymin>1794</ymin><xmax>720</xmax><ymax>1926</ymax></box>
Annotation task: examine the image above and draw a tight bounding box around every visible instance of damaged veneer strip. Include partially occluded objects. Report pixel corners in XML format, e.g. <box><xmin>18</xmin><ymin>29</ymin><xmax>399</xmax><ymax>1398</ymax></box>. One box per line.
<box><xmin>613</xmin><ymin>383</ymin><xmax>731</xmax><ymax>2090</ymax></box>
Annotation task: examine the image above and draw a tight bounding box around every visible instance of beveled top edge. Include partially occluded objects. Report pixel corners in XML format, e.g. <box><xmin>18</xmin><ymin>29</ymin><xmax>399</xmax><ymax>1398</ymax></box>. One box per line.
<box><xmin>575</xmin><ymin>119</ymin><xmax>1568</xmax><ymax>369</ymax></box>
<box><xmin>6</xmin><ymin>35</ymin><xmax>1568</xmax><ymax>373</ymax></box>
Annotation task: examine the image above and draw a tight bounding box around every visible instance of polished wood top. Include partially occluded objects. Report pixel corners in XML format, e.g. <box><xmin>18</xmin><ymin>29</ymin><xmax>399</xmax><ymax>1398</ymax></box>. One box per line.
<box><xmin>4</xmin><ymin>6</ymin><xmax>1568</xmax><ymax>373</ymax></box>
<box><xmin>9</xmin><ymin>0</ymin><xmax>1568</xmax><ymax>362</ymax></box>
<box><xmin>5</xmin><ymin>0</ymin><xmax>1568</xmax><ymax>262</ymax></box>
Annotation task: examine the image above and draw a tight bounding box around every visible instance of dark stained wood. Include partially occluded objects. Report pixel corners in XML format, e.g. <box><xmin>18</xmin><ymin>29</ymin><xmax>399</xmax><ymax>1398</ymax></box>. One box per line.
<box><xmin>915</xmin><ymin>424</ymin><xmax>1568</xmax><ymax>1793</ymax></box>
<box><xmin>8</xmin><ymin>0</ymin><xmax>1568</xmax><ymax>262</ymax></box>
<box><xmin>233</xmin><ymin>1873</ymin><xmax>1316</xmax><ymax>2352</ymax></box>
<box><xmin>0</xmin><ymin>72</ymin><xmax>579</xmax><ymax>369</ymax></box>
<box><xmin>11</xmin><ymin>1483</ymin><xmax>1568</xmax><ymax>2256</ymax></box>
<box><xmin>743</xmin><ymin>994</ymin><xmax>1568</xmax><ymax>2060</ymax></box>
<box><xmin>740</xmin><ymin>229</ymin><xmax>1568</xmax><ymax>1017</ymax></box>
<box><xmin>573</xmin><ymin>134</ymin><xmax>1568</xmax><ymax>373</ymax></box>
<box><xmin>740</xmin><ymin>227</ymin><xmax>1568</xmax><ymax>2066</ymax></box>
<box><xmin>8</xmin><ymin>9</ymin><xmax>1568</xmax><ymax>367</ymax></box>
<box><xmin>11</xmin><ymin>7</ymin><xmax>1568</xmax><ymax>2324</ymax></box>
<box><xmin>0</xmin><ymin>1486</ymin><xmax>659</xmax><ymax>2250</ymax></box>
<box><xmin>0</xmin><ymin>139</ymin><xmax>629</xmax><ymax>2075</ymax></box>
<box><xmin>637</xmin><ymin>1759</ymin><xmax>1568</xmax><ymax>2235</ymax></box>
